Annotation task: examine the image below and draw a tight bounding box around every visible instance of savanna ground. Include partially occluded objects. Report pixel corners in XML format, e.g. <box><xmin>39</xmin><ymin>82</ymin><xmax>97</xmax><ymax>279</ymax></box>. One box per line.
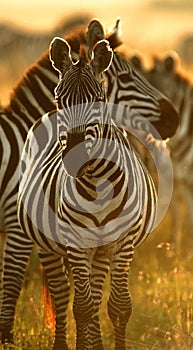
<box><xmin>0</xmin><ymin>201</ymin><xmax>193</xmax><ymax>350</ymax></box>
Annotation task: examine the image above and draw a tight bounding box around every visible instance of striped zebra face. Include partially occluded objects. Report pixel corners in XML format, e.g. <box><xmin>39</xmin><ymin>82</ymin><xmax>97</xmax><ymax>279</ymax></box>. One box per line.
<box><xmin>148</xmin><ymin>53</ymin><xmax>180</xmax><ymax>103</ymax></box>
<box><xmin>49</xmin><ymin>37</ymin><xmax>113</xmax><ymax>178</ymax></box>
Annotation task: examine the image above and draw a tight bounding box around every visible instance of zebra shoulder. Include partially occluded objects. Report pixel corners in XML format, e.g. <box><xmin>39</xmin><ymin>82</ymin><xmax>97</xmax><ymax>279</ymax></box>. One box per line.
<box><xmin>24</xmin><ymin>109</ymin><xmax>58</xmax><ymax>156</ymax></box>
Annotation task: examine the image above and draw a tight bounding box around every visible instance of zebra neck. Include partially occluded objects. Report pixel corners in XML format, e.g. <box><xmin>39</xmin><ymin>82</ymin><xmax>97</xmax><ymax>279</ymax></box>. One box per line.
<box><xmin>5</xmin><ymin>52</ymin><xmax>58</xmax><ymax>127</ymax></box>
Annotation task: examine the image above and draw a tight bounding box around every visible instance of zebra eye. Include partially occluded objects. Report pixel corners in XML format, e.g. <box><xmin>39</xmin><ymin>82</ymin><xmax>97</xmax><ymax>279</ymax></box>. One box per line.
<box><xmin>95</xmin><ymin>95</ymin><xmax>103</xmax><ymax>102</ymax></box>
<box><xmin>59</xmin><ymin>131</ymin><xmax>67</xmax><ymax>148</ymax></box>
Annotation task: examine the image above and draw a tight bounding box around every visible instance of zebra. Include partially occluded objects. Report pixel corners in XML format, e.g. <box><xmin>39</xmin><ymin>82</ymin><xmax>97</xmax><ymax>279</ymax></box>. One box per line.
<box><xmin>0</xmin><ymin>18</ymin><xmax>179</xmax><ymax>347</ymax></box>
<box><xmin>0</xmin><ymin>28</ymin><xmax>61</xmax><ymax>346</ymax></box>
<box><xmin>17</xmin><ymin>24</ymin><xmax>179</xmax><ymax>349</ymax></box>
<box><xmin>17</xmin><ymin>35</ymin><xmax>156</xmax><ymax>350</ymax></box>
<box><xmin>148</xmin><ymin>52</ymin><xmax>193</xmax><ymax>242</ymax></box>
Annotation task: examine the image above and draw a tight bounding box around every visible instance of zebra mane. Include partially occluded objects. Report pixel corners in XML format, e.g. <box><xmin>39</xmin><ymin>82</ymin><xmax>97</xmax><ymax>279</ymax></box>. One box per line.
<box><xmin>5</xmin><ymin>27</ymin><xmax>87</xmax><ymax>107</ymax></box>
<box><xmin>5</xmin><ymin>23</ymin><xmax>123</xmax><ymax>108</ymax></box>
<box><xmin>5</xmin><ymin>51</ymin><xmax>54</xmax><ymax>109</ymax></box>
<box><xmin>65</xmin><ymin>25</ymin><xmax>88</xmax><ymax>54</ymax></box>
<box><xmin>79</xmin><ymin>44</ymin><xmax>88</xmax><ymax>63</ymax></box>
<box><xmin>65</xmin><ymin>23</ymin><xmax>123</xmax><ymax>53</ymax></box>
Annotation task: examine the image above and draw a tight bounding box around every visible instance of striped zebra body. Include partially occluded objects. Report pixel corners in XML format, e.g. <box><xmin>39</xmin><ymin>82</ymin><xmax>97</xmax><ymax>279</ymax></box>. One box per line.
<box><xmin>0</xmin><ymin>48</ymin><xmax>61</xmax><ymax>343</ymax></box>
<box><xmin>18</xmin><ymin>30</ymin><xmax>178</xmax><ymax>350</ymax></box>
<box><xmin>148</xmin><ymin>52</ymin><xmax>193</xmax><ymax>239</ymax></box>
<box><xmin>18</xmin><ymin>109</ymin><xmax>156</xmax><ymax>250</ymax></box>
<box><xmin>0</xmin><ymin>19</ymin><xmax>178</xmax><ymax>347</ymax></box>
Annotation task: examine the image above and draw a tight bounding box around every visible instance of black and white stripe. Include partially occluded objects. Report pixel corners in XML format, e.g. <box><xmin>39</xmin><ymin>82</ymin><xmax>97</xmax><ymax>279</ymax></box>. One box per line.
<box><xmin>0</xmin><ymin>19</ymin><xmax>178</xmax><ymax>347</ymax></box>
<box><xmin>0</xmin><ymin>42</ymin><xmax>59</xmax><ymax>344</ymax></box>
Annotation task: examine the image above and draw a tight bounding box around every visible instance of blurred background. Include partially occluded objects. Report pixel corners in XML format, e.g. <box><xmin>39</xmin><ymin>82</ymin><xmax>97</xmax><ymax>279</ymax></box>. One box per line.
<box><xmin>1</xmin><ymin>0</ymin><xmax>193</xmax><ymax>105</ymax></box>
<box><xmin>1</xmin><ymin>2</ymin><xmax>193</xmax><ymax>348</ymax></box>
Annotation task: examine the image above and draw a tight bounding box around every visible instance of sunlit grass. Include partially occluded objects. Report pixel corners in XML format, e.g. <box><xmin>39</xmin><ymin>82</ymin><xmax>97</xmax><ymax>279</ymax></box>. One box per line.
<box><xmin>126</xmin><ymin>211</ymin><xmax>193</xmax><ymax>349</ymax></box>
<box><xmin>0</xmin><ymin>208</ymin><xmax>193</xmax><ymax>349</ymax></box>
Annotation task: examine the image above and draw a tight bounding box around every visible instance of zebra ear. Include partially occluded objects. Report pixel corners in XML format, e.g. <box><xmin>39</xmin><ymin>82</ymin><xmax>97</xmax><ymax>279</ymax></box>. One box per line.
<box><xmin>106</xmin><ymin>18</ymin><xmax>123</xmax><ymax>49</ymax></box>
<box><xmin>164</xmin><ymin>51</ymin><xmax>180</xmax><ymax>72</ymax></box>
<box><xmin>87</xmin><ymin>19</ymin><xmax>105</xmax><ymax>58</ymax></box>
<box><xmin>164</xmin><ymin>55</ymin><xmax>175</xmax><ymax>72</ymax></box>
<box><xmin>90</xmin><ymin>40</ymin><xmax>113</xmax><ymax>74</ymax></box>
<box><xmin>49</xmin><ymin>37</ymin><xmax>73</xmax><ymax>74</ymax></box>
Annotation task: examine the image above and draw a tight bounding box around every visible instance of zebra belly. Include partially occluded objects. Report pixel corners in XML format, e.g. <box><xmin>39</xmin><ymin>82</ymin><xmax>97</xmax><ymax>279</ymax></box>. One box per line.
<box><xmin>18</xmin><ymin>113</ymin><xmax>157</xmax><ymax>253</ymax></box>
<box><xmin>18</xmin><ymin>162</ymin><xmax>151</xmax><ymax>252</ymax></box>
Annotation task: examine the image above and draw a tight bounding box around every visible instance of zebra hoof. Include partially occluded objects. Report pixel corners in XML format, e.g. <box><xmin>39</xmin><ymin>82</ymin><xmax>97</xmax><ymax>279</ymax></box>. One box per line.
<box><xmin>52</xmin><ymin>339</ymin><xmax>69</xmax><ymax>350</ymax></box>
<box><xmin>0</xmin><ymin>329</ymin><xmax>14</xmax><ymax>344</ymax></box>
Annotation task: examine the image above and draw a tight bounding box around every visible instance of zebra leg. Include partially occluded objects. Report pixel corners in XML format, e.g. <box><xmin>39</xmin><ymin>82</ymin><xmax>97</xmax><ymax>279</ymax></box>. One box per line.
<box><xmin>38</xmin><ymin>249</ymin><xmax>70</xmax><ymax>350</ymax></box>
<box><xmin>0</xmin><ymin>227</ymin><xmax>33</xmax><ymax>344</ymax></box>
<box><xmin>88</xmin><ymin>247</ymin><xmax>110</xmax><ymax>350</ymax></box>
<box><xmin>0</xmin><ymin>233</ymin><xmax>6</xmax><ymax>305</ymax></box>
<box><xmin>107</xmin><ymin>246</ymin><xmax>134</xmax><ymax>350</ymax></box>
<box><xmin>68</xmin><ymin>248</ymin><xmax>96</xmax><ymax>350</ymax></box>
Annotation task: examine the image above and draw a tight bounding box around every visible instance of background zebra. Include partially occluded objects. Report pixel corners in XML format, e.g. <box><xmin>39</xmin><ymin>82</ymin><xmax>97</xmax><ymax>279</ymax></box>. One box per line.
<box><xmin>147</xmin><ymin>52</ymin><xmax>193</xmax><ymax>244</ymax></box>
<box><xmin>0</xmin><ymin>38</ymin><xmax>59</xmax><ymax>345</ymax></box>
<box><xmin>0</xmin><ymin>18</ymin><xmax>178</xmax><ymax>346</ymax></box>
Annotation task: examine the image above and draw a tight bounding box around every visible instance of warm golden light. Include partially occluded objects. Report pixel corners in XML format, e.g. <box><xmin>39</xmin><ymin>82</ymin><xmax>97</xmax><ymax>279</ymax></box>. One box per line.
<box><xmin>1</xmin><ymin>0</ymin><xmax>193</xmax><ymax>104</ymax></box>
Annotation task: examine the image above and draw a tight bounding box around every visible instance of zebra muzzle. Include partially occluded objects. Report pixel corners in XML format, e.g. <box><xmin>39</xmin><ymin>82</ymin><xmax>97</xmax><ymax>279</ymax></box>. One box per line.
<box><xmin>62</xmin><ymin>141</ymin><xmax>89</xmax><ymax>178</ymax></box>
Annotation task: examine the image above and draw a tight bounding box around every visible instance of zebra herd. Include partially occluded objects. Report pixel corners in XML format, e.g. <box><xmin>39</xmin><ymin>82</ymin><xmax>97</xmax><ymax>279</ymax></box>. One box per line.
<box><xmin>130</xmin><ymin>50</ymin><xmax>193</xmax><ymax>242</ymax></box>
<box><xmin>0</xmin><ymin>17</ymin><xmax>184</xmax><ymax>349</ymax></box>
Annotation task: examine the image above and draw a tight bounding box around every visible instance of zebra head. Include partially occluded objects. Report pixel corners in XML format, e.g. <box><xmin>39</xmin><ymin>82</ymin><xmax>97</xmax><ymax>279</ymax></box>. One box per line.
<box><xmin>49</xmin><ymin>37</ymin><xmax>113</xmax><ymax>178</ymax></box>
<box><xmin>86</xmin><ymin>18</ymin><xmax>179</xmax><ymax>140</ymax></box>
<box><xmin>148</xmin><ymin>52</ymin><xmax>182</xmax><ymax>109</ymax></box>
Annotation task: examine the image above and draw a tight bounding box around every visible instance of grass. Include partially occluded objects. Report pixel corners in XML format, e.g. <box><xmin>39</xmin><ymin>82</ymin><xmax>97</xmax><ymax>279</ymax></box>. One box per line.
<box><xmin>0</xmin><ymin>207</ymin><xmax>193</xmax><ymax>349</ymax></box>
